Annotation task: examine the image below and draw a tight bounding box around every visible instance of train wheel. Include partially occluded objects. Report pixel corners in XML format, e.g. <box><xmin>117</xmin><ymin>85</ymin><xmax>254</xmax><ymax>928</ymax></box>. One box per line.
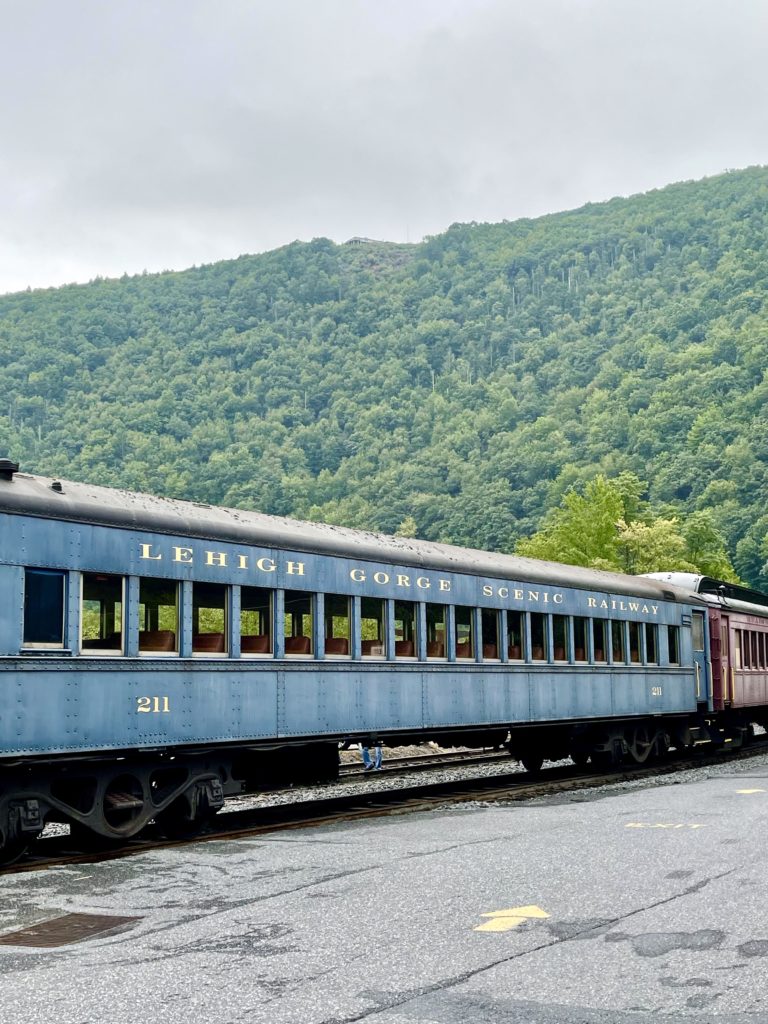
<box><xmin>0</xmin><ymin>836</ymin><xmax>30</xmax><ymax>867</ymax></box>
<box><xmin>625</xmin><ymin>724</ymin><xmax>654</xmax><ymax>765</ymax></box>
<box><xmin>520</xmin><ymin>752</ymin><xmax>544</xmax><ymax>774</ymax></box>
<box><xmin>156</xmin><ymin>780</ymin><xmax>222</xmax><ymax>839</ymax></box>
<box><xmin>0</xmin><ymin>809</ymin><xmax>41</xmax><ymax>866</ymax></box>
<box><xmin>156</xmin><ymin>801</ymin><xmax>215</xmax><ymax>839</ymax></box>
<box><xmin>67</xmin><ymin>821</ymin><xmax>124</xmax><ymax>852</ymax></box>
<box><xmin>590</xmin><ymin>750</ymin><xmax>615</xmax><ymax>769</ymax></box>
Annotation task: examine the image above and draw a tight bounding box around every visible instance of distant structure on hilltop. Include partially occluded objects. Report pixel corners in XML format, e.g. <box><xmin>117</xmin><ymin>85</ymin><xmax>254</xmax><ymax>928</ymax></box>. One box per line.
<box><xmin>344</xmin><ymin>236</ymin><xmax>382</xmax><ymax>246</ymax></box>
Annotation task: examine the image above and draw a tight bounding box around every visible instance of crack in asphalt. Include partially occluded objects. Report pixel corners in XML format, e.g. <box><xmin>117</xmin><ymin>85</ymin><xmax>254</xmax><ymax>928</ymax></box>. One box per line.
<box><xmin>319</xmin><ymin>868</ymin><xmax>737</xmax><ymax>1024</ymax></box>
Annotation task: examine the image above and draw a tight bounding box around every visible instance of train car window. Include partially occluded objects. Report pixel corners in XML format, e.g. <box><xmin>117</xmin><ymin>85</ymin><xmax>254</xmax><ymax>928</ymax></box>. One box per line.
<box><xmin>573</xmin><ymin>617</ymin><xmax>588</xmax><ymax>662</ymax></box>
<box><xmin>508</xmin><ymin>610</ymin><xmax>524</xmax><ymax>660</ymax></box>
<box><xmin>23</xmin><ymin>568</ymin><xmax>66</xmax><ymax>648</ymax></box>
<box><xmin>530</xmin><ymin>613</ymin><xmax>547</xmax><ymax>661</ymax></box>
<box><xmin>139</xmin><ymin>578</ymin><xmax>178</xmax><ymax>654</ymax></box>
<box><xmin>241</xmin><ymin>586</ymin><xmax>272</xmax><ymax>655</ymax></box>
<box><xmin>324</xmin><ymin>594</ymin><xmax>350</xmax><ymax>656</ymax></box>
<box><xmin>425</xmin><ymin>603</ymin><xmax>446</xmax><ymax>658</ymax></box>
<box><xmin>760</xmin><ymin>633</ymin><xmax>767</xmax><ymax>670</ymax></box>
<box><xmin>611</xmin><ymin>621</ymin><xmax>626</xmax><ymax>663</ymax></box>
<box><xmin>628</xmin><ymin>622</ymin><xmax>641</xmax><ymax>663</ymax></box>
<box><xmin>751</xmin><ymin>632</ymin><xmax>759</xmax><ymax>670</ymax></box>
<box><xmin>284</xmin><ymin>591</ymin><xmax>313</xmax><ymax>656</ymax></box>
<box><xmin>455</xmin><ymin>606</ymin><xmax>474</xmax><ymax>659</ymax></box>
<box><xmin>593</xmin><ymin>619</ymin><xmax>607</xmax><ymax>663</ymax></box>
<box><xmin>192</xmin><ymin>582</ymin><xmax>228</xmax><ymax>655</ymax></box>
<box><xmin>692</xmin><ymin>613</ymin><xmax>705</xmax><ymax>652</ymax></box>
<box><xmin>743</xmin><ymin>630</ymin><xmax>751</xmax><ymax>669</ymax></box>
<box><xmin>394</xmin><ymin>600</ymin><xmax>417</xmax><ymax>658</ymax></box>
<box><xmin>667</xmin><ymin>625</ymin><xmax>680</xmax><ymax>665</ymax></box>
<box><xmin>645</xmin><ymin>623</ymin><xmax>658</xmax><ymax>664</ymax></box>
<box><xmin>481</xmin><ymin>609</ymin><xmax>499</xmax><ymax>660</ymax></box>
<box><xmin>552</xmin><ymin>615</ymin><xmax>569</xmax><ymax>661</ymax></box>
<box><xmin>361</xmin><ymin>597</ymin><xmax>386</xmax><ymax>657</ymax></box>
<box><xmin>734</xmin><ymin>630</ymin><xmax>743</xmax><ymax>670</ymax></box>
<box><xmin>81</xmin><ymin>573</ymin><xmax>123</xmax><ymax>654</ymax></box>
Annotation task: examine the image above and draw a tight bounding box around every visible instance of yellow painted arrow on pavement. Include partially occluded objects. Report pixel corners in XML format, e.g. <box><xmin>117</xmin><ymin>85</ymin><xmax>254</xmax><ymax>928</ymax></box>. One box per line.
<box><xmin>474</xmin><ymin>905</ymin><xmax>550</xmax><ymax>932</ymax></box>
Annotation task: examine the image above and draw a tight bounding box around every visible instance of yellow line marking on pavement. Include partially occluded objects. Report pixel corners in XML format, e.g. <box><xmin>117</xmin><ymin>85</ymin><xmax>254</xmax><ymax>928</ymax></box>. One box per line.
<box><xmin>735</xmin><ymin>788</ymin><xmax>766</xmax><ymax>794</ymax></box>
<box><xmin>625</xmin><ymin>822</ymin><xmax>705</xmax><ymax>829</ymax></box>
<box><xmin>474</xmin><ymin>905</ymin><xmax>549</xmax><ymax>932</ymax></box>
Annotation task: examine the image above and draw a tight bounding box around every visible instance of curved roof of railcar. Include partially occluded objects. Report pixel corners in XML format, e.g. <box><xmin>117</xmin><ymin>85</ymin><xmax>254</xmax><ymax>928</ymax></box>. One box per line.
<box><xmin>0</xmin><ymin>469</ymin><xmax>699</xmax><ymax>603</ymax></box>
<box><xmin>646</xmin><ymin>572</ymin><xmax>768</xmax><ymax>616</ymax></box>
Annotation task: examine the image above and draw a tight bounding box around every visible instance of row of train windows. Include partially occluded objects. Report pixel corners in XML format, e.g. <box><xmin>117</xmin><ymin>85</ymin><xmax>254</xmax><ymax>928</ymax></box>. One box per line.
<box><xmin>21</xmin><ymin>569</ymin><xmax>680</xmax><ymax>665</ymax></box>
<box><xmin>734</xmin><ymin>629</ymin><xmax>768</xmax><ymax>670</ymax></box>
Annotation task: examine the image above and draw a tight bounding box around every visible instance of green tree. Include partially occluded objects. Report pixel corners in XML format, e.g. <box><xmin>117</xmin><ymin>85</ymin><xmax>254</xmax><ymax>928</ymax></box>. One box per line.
<box><xmin>515</xmin><ymin>476</ymin><xmax>624</xmax><ymax>570</ymax></box>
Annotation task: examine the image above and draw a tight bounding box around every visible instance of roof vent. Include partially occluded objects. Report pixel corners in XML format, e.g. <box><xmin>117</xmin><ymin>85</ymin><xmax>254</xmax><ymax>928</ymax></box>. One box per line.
<box><xmin>0</xmin><ymin>459</ymin><xmax>19</xmax><ymax>481</ymax></box>
<box><xmin>51</xmin><ymin>481</ymin><xmax>63</xmax><ymax>493</ymax></box>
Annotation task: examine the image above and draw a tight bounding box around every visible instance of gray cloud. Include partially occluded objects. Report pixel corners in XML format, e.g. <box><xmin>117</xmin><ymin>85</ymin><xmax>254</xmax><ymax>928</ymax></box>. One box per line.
<box><xmin>1</xmin><ymin>0</ymin><xmax>767</xmax><ymax>293</ymax></box>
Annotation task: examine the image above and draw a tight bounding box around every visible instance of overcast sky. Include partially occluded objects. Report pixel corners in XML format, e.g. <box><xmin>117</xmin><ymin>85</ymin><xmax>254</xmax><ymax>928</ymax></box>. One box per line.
<box><xmin>1</xmin><ymin>0</ymin><xmax>767</xmax><ymax>295</ymax></box>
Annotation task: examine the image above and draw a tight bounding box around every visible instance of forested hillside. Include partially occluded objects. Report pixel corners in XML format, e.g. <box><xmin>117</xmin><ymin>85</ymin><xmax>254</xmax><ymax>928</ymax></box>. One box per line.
<box><xmin>2</xmin><ymin>167</ymin><xmax>768</xmax><ymax>584</ymax></box>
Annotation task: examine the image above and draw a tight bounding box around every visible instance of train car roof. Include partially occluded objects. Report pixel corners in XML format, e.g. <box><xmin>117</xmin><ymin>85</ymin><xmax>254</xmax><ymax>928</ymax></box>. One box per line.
<box><xmin>645</xmin><ymin>572</ymin><xmax>768</xmax><ymax>617</ymax></box>
<box><xmin>0</xmin><ymin>465</ymin><xmax>699</xmax><ymax>603</ymax></box>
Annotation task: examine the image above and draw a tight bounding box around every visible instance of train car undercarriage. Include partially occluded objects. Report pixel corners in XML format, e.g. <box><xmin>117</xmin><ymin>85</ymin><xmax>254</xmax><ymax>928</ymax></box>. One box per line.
<box><xmin>1</xmin><ymin>709</ymin><xmax>764</xmax><ymax>865</ymax></box>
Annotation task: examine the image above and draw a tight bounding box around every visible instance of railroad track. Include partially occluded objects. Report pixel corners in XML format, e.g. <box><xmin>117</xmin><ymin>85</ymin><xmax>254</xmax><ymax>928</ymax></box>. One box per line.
<box><xmin>337</xmin><ymin>746</ymin><xmax>509</xmax><ymax>777</ymax></box>
<box><xmin>5</xmin><ymin>739</ymin><xmax>768</xmax><ymax>876</ymax></box>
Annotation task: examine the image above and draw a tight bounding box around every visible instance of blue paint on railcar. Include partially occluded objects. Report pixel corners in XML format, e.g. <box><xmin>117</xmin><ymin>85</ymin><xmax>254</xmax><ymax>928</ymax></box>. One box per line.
<box><xmin>0</xmin><ymin>658</ymin><xmax>697</xmax><ymax>757</ymax></box>
<box><xmin>0</xmin><ymin>496</ymin><xmax>705</xmax><ymax>763</ymax></box>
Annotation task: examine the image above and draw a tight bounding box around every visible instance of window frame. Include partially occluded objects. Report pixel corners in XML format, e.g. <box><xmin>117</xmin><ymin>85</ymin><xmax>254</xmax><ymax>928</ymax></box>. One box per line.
<box><xmin>138</xmin><ymin>577</ymin><xmax>180</xmax><ymax>656</ymax></box>
<box><xmin>283</xmin><ymin>590</ymin><xmax>315</xmax><ymax>659</ymax></box>
<box><xmin>240</xmin><ymin>585</ymin><xmax>274</xmax><ymax>658</ymax></box>
<box><xmin>22</xmin><ymin>568</ymin><xmax>67</xmax><ymax>650</ymax></box>
<box><xmin>360</xmin><ymin>596</ymin><xmax>387</xmax><ymax>659</ymax></box>
<box><xmin>192</xmin><ymin>580</ymin><xmax>229</xmax><ymax>658</ymax></box>
<box><xmin>80</xmin><ymin>572</ymin><xmax>125</xmax><ymax>656</ymax></box>
<box><xmin>324</xmin><ymin>592</ymin><xmax>352</xmax><ymax>658</ymax></box>
<box><xmin>393</xmin><ymin>599</ymin><xmax>418</xmax><ymax>660</ymax></box>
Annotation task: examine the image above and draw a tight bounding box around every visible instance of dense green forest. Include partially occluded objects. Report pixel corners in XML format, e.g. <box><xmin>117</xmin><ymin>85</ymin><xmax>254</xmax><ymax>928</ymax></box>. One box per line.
<box><xmin>2</xmin><ymin>167</ymin><xmax>768</xmax><ymax>585</ymax></box>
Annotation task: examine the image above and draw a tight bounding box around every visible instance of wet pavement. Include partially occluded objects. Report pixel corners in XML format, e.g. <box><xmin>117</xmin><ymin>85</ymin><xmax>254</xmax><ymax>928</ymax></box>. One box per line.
<box><xmin>2</xmin><ymin>763</ymin><xmax>768</xmax><ymax>1023</ymax></box>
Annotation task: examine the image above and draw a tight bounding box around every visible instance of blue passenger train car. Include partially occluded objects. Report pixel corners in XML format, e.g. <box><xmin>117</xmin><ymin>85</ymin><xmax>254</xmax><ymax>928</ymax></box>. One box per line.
<box><xmin>0</xmin><ymin>459</ymin><xmax>720</xmax><ymax>860</ymax></box>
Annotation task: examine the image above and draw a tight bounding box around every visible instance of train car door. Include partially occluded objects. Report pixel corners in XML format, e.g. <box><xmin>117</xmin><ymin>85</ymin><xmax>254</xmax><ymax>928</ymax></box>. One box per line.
<box><xmin>720</xmin><ymin>615</ymin><xmax>732</xmax><ymax>706</ymax></box>
<box><xmin>691</xmin><ymin>610</ymin><xmax>710</xmax><ymax>708</ymax></box>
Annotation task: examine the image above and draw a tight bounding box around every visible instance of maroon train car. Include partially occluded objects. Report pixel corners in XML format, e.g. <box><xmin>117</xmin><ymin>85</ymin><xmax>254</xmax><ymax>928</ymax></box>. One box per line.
<box><xmin>647</xmin><ymin>573</ymin><xmax>768</xmax><ymax>721</ymax></box>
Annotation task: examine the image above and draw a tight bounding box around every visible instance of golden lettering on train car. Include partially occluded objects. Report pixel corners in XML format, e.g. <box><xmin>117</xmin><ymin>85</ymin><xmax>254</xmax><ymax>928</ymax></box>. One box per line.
<box><xmin>374</xmin><ymin>571</ymin><xmax>390</xmax><ymax>585</ymax></box>
<box><xmin>350</xmin><ymin>568</ymin><xmax>366</xmax><ymax>582</ymax></box>
<box><xmin>482</xmin><ymin>584</ymin><xmax>563</xmax><ymax>604</ymax></box>
<box><xmin>587</xmin><ymin>597</ymin><xmax>658</xmax><ymax>615</ymax></box>
<box><xmin>439</xmin><ymin>579</ymin><xmax>451</xmax><ymax>592</ymax></box>
<box><xmin>140</xmin><ymin>543</ymin><xmax>162</xmax><ymax>561</ymax></box>
<box><xmin>416</xmin><ymin>577</ymin><xmax>431</xmax><ymax>589</ymax></box>
<box><xmin>397</xmin><ymin>574</ymin><xmax>410</xmax><ymax>588</ymax></box>
<box><xmin>172</xmin><ymin>546</ymin><xmax>193</xmax><ymax>563</ymax></box>
<box><xmin>205</xmin><ymin>551</ymin><xmax>228</xmax><ymax>567</ymax></box>
<box><xmin>286</xmin><ymin>561</ymin><xmax>305</xmax><ymax>575</ymax></box>
<box><xmin>237</xmin><ymin>554</ymin><xmax>249</xmax><ymax>569</ymax></box>
<box><xmin>256</xmin><ymin>557</ymin><xmax>277</xmax><ymax>573</ymax></box>
<box><xmin>136</xmin><ymin>696</ymin><xmax>170</xmax><ymax>713</ymax></box>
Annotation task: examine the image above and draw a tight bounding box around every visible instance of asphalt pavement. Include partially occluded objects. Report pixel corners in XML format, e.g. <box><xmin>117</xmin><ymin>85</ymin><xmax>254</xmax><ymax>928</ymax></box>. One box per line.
<box><xmin>2</xmin><ymin>762</ymin><xmax>768</xmax><ymax>1024</ymax></box>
